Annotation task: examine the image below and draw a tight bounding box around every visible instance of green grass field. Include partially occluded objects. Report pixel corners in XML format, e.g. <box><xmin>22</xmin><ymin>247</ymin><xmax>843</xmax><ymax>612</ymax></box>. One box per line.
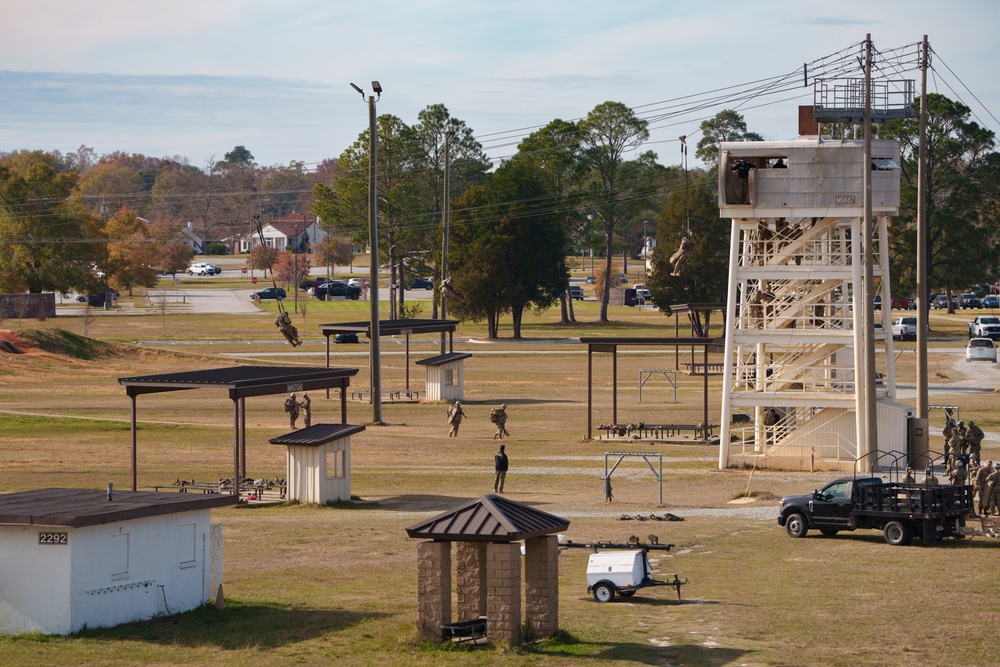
<box><xmin>0</xmin><ymin>297</ymin><xmax>997</xmax><ymax>666</ymax></box>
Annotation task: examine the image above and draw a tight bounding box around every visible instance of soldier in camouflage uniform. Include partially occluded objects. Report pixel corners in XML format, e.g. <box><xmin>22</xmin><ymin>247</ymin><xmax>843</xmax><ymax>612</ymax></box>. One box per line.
<box><xmin>967</xmin><ymin>421</ymin><xmax>985</xmax><ymax>462</ymax></box>
<box><xmin>986</xmin><ymin>465</ymin><xmax>1000</xmax><ymax>516</ymax></box>
<box><xmin>283</xmin><ymin>393</ymin><xmax>300</xmax><ymax>429</ymax></box>
<box><xmin>490</xmin><ymin>404</ymin><xmax>510</xmax><ymax>440</ymax></box>
<box><xmin>299</xmin><ymin>393</ymin><xmax>311</xmax><ymax>428</ymax></box>
<box><xmin>975</xmin><ymin>460</ymin><xmax>993</xmax><ymax>516</ymax></box>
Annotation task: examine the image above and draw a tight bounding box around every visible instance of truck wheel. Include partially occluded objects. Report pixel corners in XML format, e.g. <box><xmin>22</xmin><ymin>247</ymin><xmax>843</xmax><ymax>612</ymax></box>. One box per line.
<box><xmin>592</xmin><ymin>583</ymin><xmax>615</xmax><ymax>602</ymax></box>
<box><xmin>819</xmin><ymin>528</ymin><xmax>839</xmax><ymax>536</ymax></box>
<box><xmin>883</xmin><ymin>521</ymin><xmax>914</xmax><ymax>546</ymax></box>
<box><xmin>785</xmin><ymin>512</ymin><xmax>808</xmax><ymax>538</ymax></box>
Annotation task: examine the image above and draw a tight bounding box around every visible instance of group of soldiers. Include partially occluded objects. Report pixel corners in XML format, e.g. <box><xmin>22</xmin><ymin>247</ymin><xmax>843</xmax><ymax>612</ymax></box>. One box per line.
<box><xmin>943</xmin><ymin>419</ymin><xmax>985</xmax><ymax>466</ymax></box>
<box><xmin>282</xmin><ymin>392</ymin><xmax>312</xmax><ymax>429</ymax></box>
<box><xmin>446</xmin><ymin>401</ymin><xmax>509</xmax><ymax>440</ymax></box>
<box><xmin>901</xmin><ymin>418</ymin><xmax>997</xmax><ymax>517</ymax></box>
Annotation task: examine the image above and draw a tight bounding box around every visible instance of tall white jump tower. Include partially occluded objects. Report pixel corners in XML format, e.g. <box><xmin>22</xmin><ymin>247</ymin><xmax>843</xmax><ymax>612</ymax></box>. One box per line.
<box><xmin>716</xmin><ymin>134</ymin><xmax>912</xmax><ymax>471</ymax></box>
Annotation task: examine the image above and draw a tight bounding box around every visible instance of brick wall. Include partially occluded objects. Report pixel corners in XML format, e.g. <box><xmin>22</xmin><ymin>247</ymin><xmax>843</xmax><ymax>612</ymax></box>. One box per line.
<box><xmin>416</xmin><ymin>541</ymin><xmax>451</xmax><ymax>642</ymax></box>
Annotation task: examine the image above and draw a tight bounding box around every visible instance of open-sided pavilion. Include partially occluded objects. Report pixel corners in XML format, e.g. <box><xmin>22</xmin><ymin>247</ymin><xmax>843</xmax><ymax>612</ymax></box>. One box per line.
<box><xmin>580</xmin><ymin>336</ymin><xmax>723</xmax><ymax>440</ymax></box>
<box><xmin>118</xmin><ymin>365</ymin><xmax>359</xmax><ymax>495</ymax></box>
<box><xmin>319</xmin><ymin>318</ymin><xmax>464</xmax><ymax>398</ymax></box>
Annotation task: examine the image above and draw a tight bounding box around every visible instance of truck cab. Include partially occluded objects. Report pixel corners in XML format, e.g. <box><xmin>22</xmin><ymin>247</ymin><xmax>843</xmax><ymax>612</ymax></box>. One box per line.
<box><xmin>779</xmin><ymin>477</ymin><xmax>883</xmax><ymax>533</ymax></box>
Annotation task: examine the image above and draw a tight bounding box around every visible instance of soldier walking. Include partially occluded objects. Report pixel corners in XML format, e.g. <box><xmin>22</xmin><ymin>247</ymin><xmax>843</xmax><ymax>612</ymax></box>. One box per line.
<box><xmin>447</xmin><ymin>400</ymin><xmax>466</xmax><ymax>437</ymax></box>
<box><xmin>490</xmin><ymin>404</ymin><xmax>510</xmax><ymax>440</ymax></box>
<box><xmin>494</xmin><ymin>444</ymin><xmax>508</xmax><ymax>494</ymax></box>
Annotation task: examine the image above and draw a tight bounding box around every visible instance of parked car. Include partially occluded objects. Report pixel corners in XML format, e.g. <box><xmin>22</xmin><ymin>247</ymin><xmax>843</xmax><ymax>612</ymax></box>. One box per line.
<box><xmin>983</xmin><ymin>295</ymin><xmax>1000</xmax><ymax>309</ymax></box>
<box><xmin>334</xmin><ymin>333</ymin><xmax>360</xmax><ymax>344</ymax></box>
<box><xmin>966</xmin><ymin>337</ymin><xmax>997</xmax><ymax>363</ymax></box>
<box><xmin>637</xmin><ymin>288</ymin><xmax>651</xmax><ymax>302</ymax></box>
<box><xmin>961</xmin><ymin>293</ymin><xmax>981</xmax><ymax>309</ymax></box>
<box><xmin>253</xmin><ymin>287</ymin><xmax>286</xmax><ymax>300</ymax></box>
<box><xmin>585</xmin><ymin>275</ymin><xmax>596</xmax><ymax>284</ymax></box>
<box><xmin>932</xmin><ymin>293</ymin><xmax>953</xmax><ymax>309</ymax></box>
<box><xmin>347</xmin><ymin>278</ymin><xmax>362</xmax><ymax>288</ymax></box>
<box><xmin>300</xmin><ymin>277</ymin><xmax>335</xmax><ymax>291</ymax></box>
<box><xmin>407</xmin><ymin>277</ymin><xmax>434</xmax><ymax>290</ymax></box>
<box><xmin>313</xmin><ymin>281</ymin><xmax>361</xmax><ymax>301</ymax></box>
<box><xmin>891</xmin><ymin>317</ymin><xmax>917</xmax><ymax>341</ymax></box>
<box><xmin>188</xmin><ymin>262</ymin><xmax>221</xmax><ymax>275</ymax></box>
<box><xmin>969</xmin><ymin>316</ymin><xmax>1000</xmax><ymax>339</ymax></box>
<box><xmin>569</xmin><ymin>285</ymin><xmax>584</xmax><ymax>300</ymax></box>
<box><xmin>890</xmin><ymin>296</ymin><xmax>910</xmax><ymax>310</ymax></box>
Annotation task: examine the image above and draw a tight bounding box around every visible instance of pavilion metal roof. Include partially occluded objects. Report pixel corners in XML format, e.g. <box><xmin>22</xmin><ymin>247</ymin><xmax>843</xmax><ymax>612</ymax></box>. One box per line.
<box><xmin>269</xmin><ymin>423</ymin><xmax>366</xmax><ymax>447</ymax></box>
<box><xmin>0</xmin><ymin>488</ymin><xmax>238</xmax><ymax>528</ymax></box>
<box><xmin>319</xmin><ymin>318</ymin><xmax>460</xmax><ymax>338</ymax></box>
<box><xmin>415</xmin><ymin>352</ymin><xmax>473</xmax><ymax>367</ymax></box>
<box><xmin>118</xmin><ymin>365</ymin><xmax>359</xmax><ymax>398</ymax></box>
<box><xmin>406</xmin><ymin>494</ymin><xmax>570</xmax><ymax>543</ymax></box>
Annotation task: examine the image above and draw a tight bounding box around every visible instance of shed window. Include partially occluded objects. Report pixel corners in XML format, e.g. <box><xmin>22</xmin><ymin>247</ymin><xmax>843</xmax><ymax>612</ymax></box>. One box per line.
<box><xmin>326</xmin><ymin>449</ymin><xmax>346</xmax><ymax>479</ymax></box>
<box><xmin>111</xmin><ymin>533</ymin><xmax>129</xmax><ymax>579</ymax></box>
<box><xmin>444</xmin><ymin>368</ymin><xmax>455</xmax><ymax>386</ymax></box>
<box><xmin>178</xmin><ymin>523</ymin><xmax>197</xmax><ymax>569</ymax></box>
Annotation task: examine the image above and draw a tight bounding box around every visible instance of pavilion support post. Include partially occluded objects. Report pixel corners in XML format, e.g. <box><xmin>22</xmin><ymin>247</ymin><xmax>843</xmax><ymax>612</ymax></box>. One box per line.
<box><xmin>416</xmin><ymin>540</ymin><xmax>452</xmax><ymax>642</ymax></box>
<box><xmin>239</xmin><ymin>397</ymin><xmax>246</xmax><ymax>479</ymax></box>
<box><xmin>325</xmin><ymin>334</ymin><xmax>331</xmax><ymax>400</ymax></box>
<box><xmin>486</xmin><ymin>542</ymin><xmax>521</xmax><ymax>643</ymax></box>
<box><xmin>130</xmin><ymin>394</ymin><xmax>137</xmax><ymax>491</ymax></box>
<box><xmin>233</xmin><ymin>399</ymin><xmax>240</xmax><ymax>497</ymax></box>
<box><xmin>612</xmin><ymin>347</ymin><xmax>618</xmax><ymax>426</ymax></box>
<box><xmin>703</xmin><ymin>343</ymin><xmax>709</xmax><ymax>436</ymax></box>
<box><xmin>405</xmin><ymin>333</ymin><xmax>410</xmax><ymax>390</ymax></box>
<box><xmin>524</xmin><ymin>535</ymin><xmax>558</xmax><ymax>639</ymax></box>
<box><xmin>456</xmin><ymin>541</ymin><xmax>487</xmax><ymax>620</ymax></box>
<box><xmin>587</xmin><ymin>347</ymin><xmax>593</xmax><ymax>440</ymax></box>
<box><xmin>341</xmin><ymin>385</ymin><xmax>348</xmax><ymax>423</ymax></box>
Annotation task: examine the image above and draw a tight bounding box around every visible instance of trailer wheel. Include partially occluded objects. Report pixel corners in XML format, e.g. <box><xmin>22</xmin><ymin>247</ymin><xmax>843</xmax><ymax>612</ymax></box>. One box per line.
<box><xmin>819</xmin><ymin>528</ymin><xmax>839</xmax><ymax>536</ymax></box>
<box><xmin>883</xmin><ymin>521</ymin><xmax>914</xmax><ymax>546</ymax></box>
<box><xmin>619</xmin><ymin>590</ymin><xmax>636</xmax><ymax>598</ymax></box>
<box><xmin>785</xmin><ymin>512</ymin><xmax>808</xmax><ymax>538</ymax></box>
<box><xmin>592</xmin><ymin>582</ymin><xmax>615</xmax><ymax>602</ymax></box>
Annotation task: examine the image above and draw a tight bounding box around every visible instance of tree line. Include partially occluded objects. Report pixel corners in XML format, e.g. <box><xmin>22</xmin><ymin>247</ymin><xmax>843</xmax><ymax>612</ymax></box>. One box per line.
<box><xmin>1</xmin><ymin>95</ymin><xmax>997</xmax><ymax>331</ymax></box>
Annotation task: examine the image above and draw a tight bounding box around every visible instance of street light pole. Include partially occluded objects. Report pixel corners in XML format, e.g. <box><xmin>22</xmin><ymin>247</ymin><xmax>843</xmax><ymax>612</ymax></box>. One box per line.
<box><xmin>352</xmin><ymin>81</ymin><xmax>383</xmax><ymax>424</ymax></box>
<box><xmin>440</xmin><ymin>124</ymin><xmax>453</xmax><ymax>354</ymax></box>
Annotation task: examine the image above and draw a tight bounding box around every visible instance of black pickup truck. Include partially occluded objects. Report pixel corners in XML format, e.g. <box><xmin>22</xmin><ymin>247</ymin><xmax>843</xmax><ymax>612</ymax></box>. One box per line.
<box><xmin>778</xmin><ymin>476</ymin><xmax>973</xmax><ymax>545</ymax></box>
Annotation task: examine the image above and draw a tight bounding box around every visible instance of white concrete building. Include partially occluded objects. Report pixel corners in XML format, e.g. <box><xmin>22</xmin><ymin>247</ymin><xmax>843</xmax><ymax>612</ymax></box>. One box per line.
<box><xmin>0</xmin><ymin>488</ymin><xmax>235</xmax><ymax>635</ymax></box>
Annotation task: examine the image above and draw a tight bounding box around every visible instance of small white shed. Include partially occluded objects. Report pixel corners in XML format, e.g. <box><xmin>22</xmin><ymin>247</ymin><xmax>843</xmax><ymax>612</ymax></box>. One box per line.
<box><xmin>269</xmin><ymin>423</ymin><xmax>365</xmax><ymax>504</ymax></box>
<box><xmin>0</xmin><ymin>488</ymin><xmax>236</xmax><ymax>635</ymax></box>
<box><xmin>416</xmin><ymin>352</ymin><xmax>473</xmax><ymax>402</ymax></box>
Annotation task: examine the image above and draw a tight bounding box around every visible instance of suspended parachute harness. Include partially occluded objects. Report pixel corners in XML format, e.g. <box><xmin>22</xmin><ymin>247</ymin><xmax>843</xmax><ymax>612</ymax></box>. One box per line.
<box><xmin>253</xmin><ymin>215</ymin><xmax>302</xmax><ymax>347</ymax></box>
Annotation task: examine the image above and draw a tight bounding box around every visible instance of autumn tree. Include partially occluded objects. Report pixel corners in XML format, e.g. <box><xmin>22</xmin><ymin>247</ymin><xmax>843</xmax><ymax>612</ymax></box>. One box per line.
<box><xmin>273</xmin><ymin>250</ymin><xmax>311</xmax><ymax>289</ymax></box>
<box><xmin>103</xmin><ymin>207</ymin><xmax>159</xmax><ymax>296</ymax></box>
<box><xmin>315</xmin><ymin>236</ymin><xmax>355</xmax><ymax>276</ymax></box>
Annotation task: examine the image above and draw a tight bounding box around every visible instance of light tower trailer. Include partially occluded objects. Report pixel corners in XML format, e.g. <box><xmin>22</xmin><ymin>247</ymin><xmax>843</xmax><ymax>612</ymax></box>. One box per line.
<box><xmin>562</xmin><ymin>539</ymin><xmax>687</xmax><ymax>602</ymax></box>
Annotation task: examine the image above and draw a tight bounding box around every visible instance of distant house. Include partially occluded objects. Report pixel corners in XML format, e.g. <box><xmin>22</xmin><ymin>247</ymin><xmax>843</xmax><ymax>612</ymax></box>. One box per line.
<box><xmin>180</xmin><ymin>222</ymin><xmax>204</xmax><ymax>254</ymax></box>
<box><xmin>239</xmin><ymin>214</ymin><xmax>327</xmax><ymax>253</ymax></box>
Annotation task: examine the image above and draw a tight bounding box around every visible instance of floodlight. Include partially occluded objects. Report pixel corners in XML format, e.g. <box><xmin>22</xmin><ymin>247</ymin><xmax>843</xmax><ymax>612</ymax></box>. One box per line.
<box><xmin>371</xmin><ymin>81</ymin><xmax>382</xmax><ymax>94</ymax></box>
<box><xmin>350</xmin><ymin>82</ymin><xmax>364</xmax><ymax>96</ymax></box>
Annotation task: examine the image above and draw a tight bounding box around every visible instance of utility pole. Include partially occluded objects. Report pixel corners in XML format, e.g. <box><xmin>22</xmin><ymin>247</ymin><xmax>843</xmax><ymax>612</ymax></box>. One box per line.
<box><xmin>440</xmin><ymin>125</ymin><xmax>453</xmax><ymax>354</ymax></box>
<box><xmin>352</xmin><ymin>81</ymin><xmax>383</xmax><ymax>424</ymax></box>
<box><xmin>293</xmin><ymin>223</ymin><xmax>299</xmax><ymax>315</ymax></box>
<box><xmin>861</xmin><ymin>34</ymin><xmax>878</xmax><ymax>468</ymax></box>
<box><xmin>916</xmin><ymin>35</ymin><xmax>930</xmax><ymax>422</ymax></box>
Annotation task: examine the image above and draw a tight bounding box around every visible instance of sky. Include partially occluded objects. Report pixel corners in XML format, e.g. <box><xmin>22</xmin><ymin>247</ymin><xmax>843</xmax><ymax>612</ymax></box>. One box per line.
<box><xmin>1</xmin><ymin>0</ymin><xmax>998</xmax><ymax>171</ymax></box>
